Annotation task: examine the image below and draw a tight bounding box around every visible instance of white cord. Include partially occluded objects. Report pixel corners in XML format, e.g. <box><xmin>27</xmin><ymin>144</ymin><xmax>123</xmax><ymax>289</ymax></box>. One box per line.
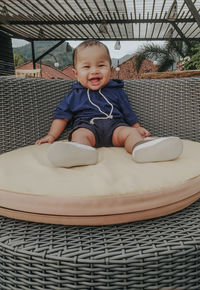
<box><xmin>87</xmin><ymin>89</ymin><xmax>113</xmax><ymax>124</ymax></box>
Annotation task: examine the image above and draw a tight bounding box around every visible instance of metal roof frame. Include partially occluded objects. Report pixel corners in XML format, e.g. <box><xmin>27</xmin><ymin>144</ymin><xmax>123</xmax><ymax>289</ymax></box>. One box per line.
<box><xmin>0</xmin><ymin>0</ymin><xmax>199</xmax><ymax>69</ymax></box>
<box><xmin>0</xmin><ymin>0</ymin><xmax>199</xmax><ymax>42</ymax></box>
<box><xmin>185</xmin><ymin>0</ymin><xmax>200</xmax><ymax>27</ymax></box>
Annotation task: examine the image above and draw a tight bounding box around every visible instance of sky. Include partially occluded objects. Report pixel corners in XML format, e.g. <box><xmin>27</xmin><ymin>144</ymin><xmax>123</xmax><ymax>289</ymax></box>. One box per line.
<box><xmin>12</xmin><ymin>38</ymin><xmax>164</xmax><ymax>59</ymax></box>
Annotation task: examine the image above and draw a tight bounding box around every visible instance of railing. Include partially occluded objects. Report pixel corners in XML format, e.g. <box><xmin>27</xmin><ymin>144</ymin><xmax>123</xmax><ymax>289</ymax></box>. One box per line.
<box><xmin>141</xmin><ymin>69</ymin><xmax>200</xmax><ymax>79</ymax></box>
<box><xmin>15</xmin><ymin>68</ymin><xmax>42</xmax><ymax>78</ymax></box>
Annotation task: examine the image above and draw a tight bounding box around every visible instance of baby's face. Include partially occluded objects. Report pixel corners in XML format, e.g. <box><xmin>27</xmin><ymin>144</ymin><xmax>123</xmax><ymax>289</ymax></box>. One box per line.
<box><xmin>73</xmin><ymin>45</ymin><xmax>111</xmax><ymax>90</ymax></box>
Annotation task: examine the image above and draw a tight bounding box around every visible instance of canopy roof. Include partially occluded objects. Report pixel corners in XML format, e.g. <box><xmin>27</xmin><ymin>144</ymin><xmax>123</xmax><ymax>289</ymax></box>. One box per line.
<box><xmin>0</xmin><ymin>0</ymin><xmax>199</xmax><ymax>41</ymax></box>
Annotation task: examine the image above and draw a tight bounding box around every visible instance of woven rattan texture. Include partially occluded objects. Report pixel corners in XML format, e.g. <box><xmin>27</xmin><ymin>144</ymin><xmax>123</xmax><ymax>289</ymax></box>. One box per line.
<box><xmin>0</xmin><ymin>77</ymin><xmax>74</xmax><ymax>154</ymax></box>
<box><xmin>1</xmin><ymin>77</ymin><xmax>200</xmax><ymax>155</ymax></box>
<box><xmin>1</xmin><ymin>200</ymin><xmax>200</xmax><ymax>289</ymax></box>
<box><xmin>124</xmin><ymin>77</ymin><xmax>200</xmax><ymax>142</ymax></box>
<box><xmin>0</xmin><ymin>77</ymin><xmax>200</xmax><ymax>289</ymax></box>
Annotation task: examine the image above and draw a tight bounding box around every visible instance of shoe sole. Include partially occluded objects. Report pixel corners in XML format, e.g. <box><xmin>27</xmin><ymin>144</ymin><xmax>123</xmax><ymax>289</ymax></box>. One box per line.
<box><xmin>132</xmin><ymin>137</ymin><xmax>183</xmax><ymax>163</ymax></box>
<box><xmin>48</xmin><ymin>142</ymin><xmax>98</xmax><ymax>168</ymax></box>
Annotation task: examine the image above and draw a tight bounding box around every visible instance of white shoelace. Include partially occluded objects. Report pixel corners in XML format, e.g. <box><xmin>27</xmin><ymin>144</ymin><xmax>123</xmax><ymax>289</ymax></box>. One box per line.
<box><xmin>87</xmin><ymin>88</ymin><xmax>114</xmax><ymax>124</ymax></box>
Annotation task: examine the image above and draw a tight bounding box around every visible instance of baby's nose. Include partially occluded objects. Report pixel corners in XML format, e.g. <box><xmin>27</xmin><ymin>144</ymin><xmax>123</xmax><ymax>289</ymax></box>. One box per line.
<box><xmin>90</xmin><ymin>66</ymin><xmax>99</xmax><ymax>73</ymax></box>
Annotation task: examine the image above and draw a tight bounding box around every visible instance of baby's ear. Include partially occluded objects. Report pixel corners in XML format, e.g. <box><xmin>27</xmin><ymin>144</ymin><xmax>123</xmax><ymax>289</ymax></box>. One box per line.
<box><xmin>72</xmin><ymin>68</ymin><xmax>78</xmax><ymax>79</ymax></box>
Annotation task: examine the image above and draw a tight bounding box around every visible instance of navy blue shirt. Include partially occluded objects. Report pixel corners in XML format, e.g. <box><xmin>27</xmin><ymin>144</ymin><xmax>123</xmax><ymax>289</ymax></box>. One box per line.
<box><xmin>54</xmin><ymin>79</ymin><xmax>138</xmax><ymax>126</ymax></box>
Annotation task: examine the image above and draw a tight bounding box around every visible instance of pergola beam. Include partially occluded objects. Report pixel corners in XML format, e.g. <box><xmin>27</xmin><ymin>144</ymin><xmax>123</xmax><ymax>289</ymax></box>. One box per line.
<box><xmin>34</xmin><ymin>40</ymin><xmax>65</xmax><ymax>63</ymax></box>
<box><xmin>184</xmin><ymin>0</ymin><xmax>200</xmax><ymax>27</ymax></box>
<box><xmin>0</xmin><ymin>0</ymin><xmax>199</xmax><ymax>42</ymax></box>
<box><xmin>171</xmin><ymin>22</ymin><xmax>191</xmax><ymax>47</ymax></box>
<box><xmin>31</xmin><ymin>41</ymin><xmax>36</xmax><ymax>69</ymax></box>
<box><xmin>1</xmin><ymin>18</ymin><xmax>196</xmax><ymax>26</ymax></box>
<box><xmin>0</xmin><ymin>26</ymin><xmax>29</xmax><ymax>40</ymax></box>
<box><xmin>29</xmin><ymin>37</ymin><xmax>200</xmax><ymax>41</ymax></box>
<box><xmin>30</xmin><ymin>40</ymin><xmax>65</xmax><ymax>69</ymax></box>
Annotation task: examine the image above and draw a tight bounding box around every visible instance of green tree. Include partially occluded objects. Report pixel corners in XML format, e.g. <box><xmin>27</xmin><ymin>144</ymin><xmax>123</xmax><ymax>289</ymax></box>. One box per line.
<box><xmin>13</xmin><ymin>41</ymin><xmax>74</xmax><ymax>69</ymax></box>
<box><xmin>14</xmin><ymin>53</ymin><xmax>27</xmax><ymax>67</ymax></box>
<box><xmin>133</xmin><ymin>40</ymin><xmax>189</xmax><ymax>73</ymax></box>
<box><xmin>183</xmin><ymin>43</ymin><xmax>200</xmax><ymax>70</ymax></box>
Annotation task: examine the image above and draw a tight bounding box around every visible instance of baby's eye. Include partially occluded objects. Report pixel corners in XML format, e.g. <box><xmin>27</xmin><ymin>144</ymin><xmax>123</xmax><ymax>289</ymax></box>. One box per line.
<box><xmin>83</xmin><ymin>65</ymin><xmax>89</xmax><ymax>68</ymax></box>
<box><xmin>99</xmin><ymin>64</ymin><xmax>105</xmax><ymax>67</ymax></box>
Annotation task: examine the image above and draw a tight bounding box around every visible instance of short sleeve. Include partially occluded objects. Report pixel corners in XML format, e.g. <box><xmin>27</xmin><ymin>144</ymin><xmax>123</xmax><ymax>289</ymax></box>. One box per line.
<box><xmin>118</xmin><ymin>90</ymin><xmax>139</xmax><ymax>125</ymax></box>
<box><xmin>53</xmin><ymin>91</ymin><xmax>73</xmax><ymax>120</ymax></box>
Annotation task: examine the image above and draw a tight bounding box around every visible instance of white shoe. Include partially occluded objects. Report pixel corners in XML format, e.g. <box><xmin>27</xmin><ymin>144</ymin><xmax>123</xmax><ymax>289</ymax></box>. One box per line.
<box><xmin>132</xmin><ymin>137</ymin><xmax>183</xmax><ymax>163</ymax></box>
<box><xmin>48</xmin><ymin>142</ymin><xmax>98</xmax><ymax>168</ymax></box>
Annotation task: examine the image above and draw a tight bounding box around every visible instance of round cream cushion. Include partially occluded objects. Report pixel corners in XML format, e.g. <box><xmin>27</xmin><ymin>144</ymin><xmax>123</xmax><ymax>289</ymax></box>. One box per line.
<box><xmin>0</xmin><ymin>139</ymin><xmax>200</xmax><ymax>225</ymax></box>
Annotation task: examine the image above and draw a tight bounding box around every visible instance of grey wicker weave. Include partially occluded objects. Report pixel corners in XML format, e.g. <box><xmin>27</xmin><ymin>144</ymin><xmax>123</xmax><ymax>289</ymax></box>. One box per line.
<box><xmin>0</xmin><ymin>76</ymin><xmax>200</xmax><ymax>289</ymax></box>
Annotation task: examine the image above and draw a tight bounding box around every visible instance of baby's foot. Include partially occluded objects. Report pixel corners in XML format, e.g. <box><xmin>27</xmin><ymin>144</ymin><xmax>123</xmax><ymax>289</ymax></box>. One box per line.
<box><xmin>48</xmin><ymin>141</ymin><xmax>98</xmax><ymax>168</ymax></box>
<box><xmin>132</xmin><ymin>137</ymin><xmax>183</xmax><ymax>163</ymax></box>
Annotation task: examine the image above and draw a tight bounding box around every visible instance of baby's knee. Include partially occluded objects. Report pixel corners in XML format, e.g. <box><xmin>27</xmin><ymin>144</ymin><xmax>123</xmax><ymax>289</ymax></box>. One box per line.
<box><xmin>113</xmin><ymin>126</ymin><xmax>138</xmax><ymax>146</ymax></box>
<box><xmin>72</xmin><ymin>128</ymin><xmax>95</xmax><ymax>146</ymax></box>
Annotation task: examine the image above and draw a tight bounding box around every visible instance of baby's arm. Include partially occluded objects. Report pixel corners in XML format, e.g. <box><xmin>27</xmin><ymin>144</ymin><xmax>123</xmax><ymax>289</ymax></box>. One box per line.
<box><xmin>132</xmin><ymin>122</ymin><xmax>151</xmax><ymax>137</ymax></box>
<box><xmin>35</xmin><ymin>118</ymin><xmax>68</xmax><ymax>145</ymax></box>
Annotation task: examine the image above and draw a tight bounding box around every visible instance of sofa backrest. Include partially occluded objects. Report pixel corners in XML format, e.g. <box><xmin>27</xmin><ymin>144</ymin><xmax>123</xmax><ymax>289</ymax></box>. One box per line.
<box><xmin>124</xmin><ymin>77</ymin><xmax>200</xmax><ymax>142</ymax></box>
<box><xmin>0</xmin><ymin>76</ymin><xmax>200</xmax><ymax>154</ymax></box>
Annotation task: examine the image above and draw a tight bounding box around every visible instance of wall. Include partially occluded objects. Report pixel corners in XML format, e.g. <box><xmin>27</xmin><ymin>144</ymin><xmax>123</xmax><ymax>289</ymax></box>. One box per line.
<box><xmin>111</xmin><ymin>57</ymin><xmax>157</xmax><ymax>80</ymax></box>
<box><xmin>0</xmin><ymin>31</ymin><xmax>15</xmax><ymax>76</ymax></box>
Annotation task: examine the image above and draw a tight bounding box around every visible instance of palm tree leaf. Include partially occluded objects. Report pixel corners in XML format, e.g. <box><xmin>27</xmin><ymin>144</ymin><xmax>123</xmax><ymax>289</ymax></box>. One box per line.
<box><xmin>132</xmin><ymin>53</ymin><xmax>146</xmax><ymax>73</ymax></box>
<box><xmin>133</xmin><ymin>43</ymin><xmax>175</xmax><ymax>72</ymax></box>
<box><xmin>158</xmin><ymin>56</ymin><xmax>174</xmax><ymax>72</ymax></box>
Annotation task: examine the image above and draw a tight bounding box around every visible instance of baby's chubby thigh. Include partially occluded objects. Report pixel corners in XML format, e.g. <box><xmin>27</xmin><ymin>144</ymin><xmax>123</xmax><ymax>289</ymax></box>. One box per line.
<box><xmin>112</xmin><ymin>126</ymin><xmax>143</xmax><ymax>153</ymax></box>
<box><xmin>71</xmin><ymin>128</ymin><xmax>96</xmax><ymax>147</ymax></box>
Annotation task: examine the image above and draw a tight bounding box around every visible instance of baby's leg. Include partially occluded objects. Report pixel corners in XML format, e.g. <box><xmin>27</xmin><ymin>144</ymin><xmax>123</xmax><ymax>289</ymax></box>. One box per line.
<box><xmin>48</xmin><ymin>128</ymin><xmax>98</xmax><ymax>168</ymax></box>
<box><xmin>71</xmin><ymin>128</ymin><xmax>96</xmax><ymax>146</ymax></box>
<box><xmin>112</xmin><ymin>126</ymin><xmax>143</xmax><ymax>153</ymax></box>
<box><xmin>112</xmin><ymin>126</ymin><xmax>183</xmax><ymax>163</ymax></box>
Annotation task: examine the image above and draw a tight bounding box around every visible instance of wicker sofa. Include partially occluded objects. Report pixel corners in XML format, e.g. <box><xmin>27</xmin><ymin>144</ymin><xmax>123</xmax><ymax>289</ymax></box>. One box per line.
<box><xmin>0</xmin><ymin>76</ymin><xmax>200</xmax><ymax>289</ymax></box>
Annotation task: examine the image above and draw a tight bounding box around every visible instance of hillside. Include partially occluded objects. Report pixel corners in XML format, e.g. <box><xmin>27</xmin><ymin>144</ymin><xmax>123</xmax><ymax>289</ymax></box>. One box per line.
<box><xmin>13</xmin><ymin>41</ymin><xmax>74</xmax><ymax>69</ymax></box>
<box><xmin>13</xmin><ymin>41</ymin><xmax>134</xmax><ymax>69</ymax></box>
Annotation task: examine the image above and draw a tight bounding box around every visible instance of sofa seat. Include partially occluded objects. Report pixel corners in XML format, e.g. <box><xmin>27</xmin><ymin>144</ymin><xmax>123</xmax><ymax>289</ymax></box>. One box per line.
<box><xmin>0</xmin><ymin>139</ymin><xmax>200</xmax><ymax>225</ymax></box>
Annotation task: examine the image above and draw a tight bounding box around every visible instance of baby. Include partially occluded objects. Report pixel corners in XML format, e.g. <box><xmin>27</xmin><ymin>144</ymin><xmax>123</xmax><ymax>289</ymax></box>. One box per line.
<box><xmin>36</xmin><ymin>40</ymin><xmax>183</xmax><ymax>167</ymax></box>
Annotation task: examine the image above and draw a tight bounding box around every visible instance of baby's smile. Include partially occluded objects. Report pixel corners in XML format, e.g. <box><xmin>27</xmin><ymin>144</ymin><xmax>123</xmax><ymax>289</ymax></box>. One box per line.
<box><xmin>89</xmin><ymin>77</ymin><xmax>101</xmax><ymax>85</ymax></box>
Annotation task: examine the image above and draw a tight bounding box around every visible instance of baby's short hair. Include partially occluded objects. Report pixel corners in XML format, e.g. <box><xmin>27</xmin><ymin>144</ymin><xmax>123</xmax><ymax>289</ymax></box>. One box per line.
<box><xmin>73</xmin><ymin>40</ymin><xmax>111</xmax><ymax>67</ymax></box>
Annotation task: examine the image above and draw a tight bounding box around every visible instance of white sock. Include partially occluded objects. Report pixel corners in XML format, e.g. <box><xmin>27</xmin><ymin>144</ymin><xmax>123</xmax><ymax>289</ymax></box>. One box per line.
<box><xmin>132</xmin><ymin>137</ymin><xmax>183</xmax><ymax>163</ymax></box>
<box><xmin>48</xmin><ymin>141</ymin><xmax>98</xmax><ymax>168</ymax></box>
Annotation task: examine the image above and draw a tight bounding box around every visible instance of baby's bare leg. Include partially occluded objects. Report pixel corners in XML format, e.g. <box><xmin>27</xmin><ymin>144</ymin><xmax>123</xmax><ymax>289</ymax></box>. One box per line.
<box><xmin>112</xmin><ymin>126</ymin><xmax>143</xmax><ymax>153</ymax></box>
<box><xmin>71</xmin><ymin>128</ymin><xmax>96</xmax><ymax>147</ymax></box>
<box><xmin>112</xmin><ymin>126</ymin><xmax>183</xmax><ymax>163</ymax></box>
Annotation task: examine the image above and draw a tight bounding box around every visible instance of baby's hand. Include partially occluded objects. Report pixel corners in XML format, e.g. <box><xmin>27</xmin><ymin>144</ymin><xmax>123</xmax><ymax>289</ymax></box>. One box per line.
<box><xmin>35</xmin><ymin>134</ymin><xmax>55</xmax><ymax>145</ymax></box>
<box><xmin>136</xmin><ymin>126</ymin><xmax>151</xmax><ymax>138</ymax></box>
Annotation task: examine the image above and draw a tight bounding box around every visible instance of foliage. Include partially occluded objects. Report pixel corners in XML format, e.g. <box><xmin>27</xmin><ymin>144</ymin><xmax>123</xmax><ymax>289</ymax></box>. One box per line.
<box><xmin>13</xmin><ymin>41</ymin><xmax>74</xmax><ymax>69</ymax></box>
<box><xmin>133</xmin><ymin>42</ymin><xmax>176</xmax><ymax>73</ymax></box>
<box><xmin>183</xmin><ymin>43</ymin><xmax>200</xmax><ymax>70</ymax></box>
<box><xmin>14</xmin><ymin>53</ymin><xmax>27</xmax><ymax>67</ymax></box>
<box><xmin>132</xmin><ymin>40</ymin><xmax>194</xmax><ymax>72</ymax></box>
<box><xmin>133</xmin><ymin>40</ymin><xmax>200</xmax><ymax>72</ymax></box>
<box><xmin>13</xmin><ymin>41</ymin><xmax>133</xmax><ymax>69</ymax></box>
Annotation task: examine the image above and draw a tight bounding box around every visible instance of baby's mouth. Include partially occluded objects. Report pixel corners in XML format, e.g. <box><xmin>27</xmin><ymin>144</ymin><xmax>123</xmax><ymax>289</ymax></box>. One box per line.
<box><xmin>89</xmin><ymin>77</ymin><xmax>101</xmax><ymax>85</ymax></box>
